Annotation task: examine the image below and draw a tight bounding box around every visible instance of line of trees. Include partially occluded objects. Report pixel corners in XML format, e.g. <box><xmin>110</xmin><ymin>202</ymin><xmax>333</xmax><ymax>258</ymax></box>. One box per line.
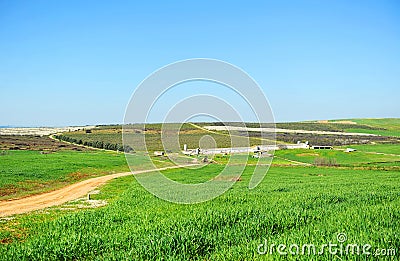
<box><xmin>54</xmin><ymin>135</ymin><xmax>134</xmax><ymax>153</ymax></box>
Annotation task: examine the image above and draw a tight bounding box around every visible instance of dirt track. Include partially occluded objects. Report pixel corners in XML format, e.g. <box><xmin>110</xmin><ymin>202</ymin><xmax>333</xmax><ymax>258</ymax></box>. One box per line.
<box><xmin>204</xmin><ymin>126</ymin><xmax>378</xmax><ymax>136</ymax></box>
<box><xmin>0</xmin><ymin>165</ymin><xmax>187</xmax><ymax>217</ymax></box>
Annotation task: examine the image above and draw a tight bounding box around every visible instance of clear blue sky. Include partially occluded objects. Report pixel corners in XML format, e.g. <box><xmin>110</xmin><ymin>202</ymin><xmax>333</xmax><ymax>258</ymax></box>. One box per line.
<box><xmin>1</xmin><ymin>0</ymin><xmax>399</xmax><ymax>126</ymax></box>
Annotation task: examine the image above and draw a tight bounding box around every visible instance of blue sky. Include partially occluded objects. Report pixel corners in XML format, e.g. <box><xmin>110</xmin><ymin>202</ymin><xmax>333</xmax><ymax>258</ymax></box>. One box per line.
<box><xmin>0</xmin><ymin>0</ymin><xmax>399</xmax><ymax>126</ymax></box>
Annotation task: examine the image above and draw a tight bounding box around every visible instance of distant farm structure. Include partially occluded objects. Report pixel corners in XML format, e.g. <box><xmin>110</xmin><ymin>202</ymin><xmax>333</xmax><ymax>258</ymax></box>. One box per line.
<box><xmin>181</xmin><ymin>142</ymin><xmax>313</xmax><ymax>156</ymax></box>
<box><xmin>153</xmin><ymin>151</ymin><xmax>165</xmax><ymax>156</ymax></box>
<box><xmin>311</xmin><ymin>145</ymin><xmax>333</xmax><ymax>150</ymax></box>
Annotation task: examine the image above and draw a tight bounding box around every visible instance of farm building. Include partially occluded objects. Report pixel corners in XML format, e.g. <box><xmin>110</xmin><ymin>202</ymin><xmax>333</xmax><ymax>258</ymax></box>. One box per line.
<box><xmin>311</xmin><ymin>145</ymin><xmax>333</xmax><ymax>150</ymax></box>
<box><xmin>153</xmin><ymin>151</ymin><xmax>165</xmax><ymax>156</ymax></box>
<box><xmin>252</xmin><ymin>151</ymin><xmax>273</xmax><ymax>158</ymax></box>
<box><xmin>181</xmin><ymin>142</ymin><xmax>313</xmax><ymax>156</ymax></box>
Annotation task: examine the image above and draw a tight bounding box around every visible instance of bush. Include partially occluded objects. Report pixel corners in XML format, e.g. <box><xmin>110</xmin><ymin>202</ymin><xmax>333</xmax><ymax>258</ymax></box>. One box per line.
<box><xmin>314</xmin><ymin>157</ymin><xmax>338</xmax><ymax>166</ymax></box>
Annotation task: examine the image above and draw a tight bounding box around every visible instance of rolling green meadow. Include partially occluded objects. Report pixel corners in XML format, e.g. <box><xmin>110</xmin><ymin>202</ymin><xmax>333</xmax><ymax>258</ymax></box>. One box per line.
<box><xmin>346</xmin><ymin>144</ymin><xmax>400</xmax><ymax>155</ymax></box>
<box><xmin>0</xmin><ymin>164</ymin><xmax>399</xmax><ymax>260</ymax></box>
<box><xmin>0</xmin><ymin>119</ymin><xmax>399</xmax><ymax>260</ymax></box>
<box><xmin>332</xmin><ymin>118</ymin><xmax>400</xmax><ymax>137</ymax></box>
<box><xmin>274</xmin><ymin>149</ymin><xmax>400</xmax><ymax>167</ymax></box>
<box><xmin>0</xmin><ymin>150</ymin><xmax>179</xmax><ymax>200</ymax></box>
<box><xmin>58</xmin><ymin>123</ymin><xmax>275</xmax><ymax>153</ymax></box>
<box><xmin>0</xmin><ymin>150</ymin><xmax>127</xmax><ymax>200</ymax></box>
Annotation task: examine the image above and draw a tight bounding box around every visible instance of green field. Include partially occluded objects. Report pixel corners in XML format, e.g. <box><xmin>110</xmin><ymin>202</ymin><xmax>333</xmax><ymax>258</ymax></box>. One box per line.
<box><xmin>344</xmin><ymin>144</ymin><xmax>400</xmax><ymax>155</ymax></box>
<box><xmin>0</xmin><ymin>119</ymin><xmax>399</xmax><ymax>260</ymax></box>
<box><xmin>275</xmin><ymin>149</ymin><xmax>400</xmax><ymax>167</ymax></box>
<box><xmin>335</xmin><ymin>118</ymin><xmax>400</xmax><ymax>137</ymax></box>
<box><xmin>58</xmin><ymin>123</ymin><xmax>278</xmax><ymax>153</ymax></box>
<box><xmin>0</xmin><ymin>150</ymin><xmax>130</xmax><ymax>200</ymax></box>
<box><xmin>0</xmin><ymin>150</ymin><xmax>176</xmax><ymax>200</ymax></box>
<box><xmin>0</xmin><ymin>164</ymin><xmax>399</xmax><ymax>260</ymax></box>
<box><xmin>0</xmin><ymin>149</ymin><xmax>304</xmax><ymax>201</ymax></box>
<box><xmin>59</xmin><ymin>119</ymin><xmax>400</xmax><ymax>153</ymax></box>
<box><xmin>351</xmin><ymin>118</ymin><xmax>400</xmax><ymax>130</ymax></box>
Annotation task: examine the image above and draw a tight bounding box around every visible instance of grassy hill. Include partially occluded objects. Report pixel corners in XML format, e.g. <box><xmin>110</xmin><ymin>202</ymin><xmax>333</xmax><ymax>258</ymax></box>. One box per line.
<box><xmin>325</xmin><ymin>118</ymin><xmax>400</xmax><ymax>137</ymax></box>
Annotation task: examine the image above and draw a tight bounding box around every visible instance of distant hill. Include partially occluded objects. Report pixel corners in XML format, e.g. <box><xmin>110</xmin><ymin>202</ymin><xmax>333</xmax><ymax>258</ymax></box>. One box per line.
<box><xmin>316</xmin><ymin>118</ymin><xmax>400</xmax><ymax>137</ymax></box>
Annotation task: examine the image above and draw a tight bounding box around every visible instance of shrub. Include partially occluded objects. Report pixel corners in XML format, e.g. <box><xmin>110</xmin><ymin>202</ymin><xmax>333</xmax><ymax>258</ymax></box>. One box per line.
<box><xmin>314</xmin><ymin>157</ymin><xmax>338</xmax><ymax>166</ymax></box>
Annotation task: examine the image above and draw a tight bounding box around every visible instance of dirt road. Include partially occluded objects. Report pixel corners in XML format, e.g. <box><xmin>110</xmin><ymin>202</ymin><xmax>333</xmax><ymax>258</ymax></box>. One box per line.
<box><xmin>204</xmin><ymin>125</ymin><xmax>378</xmax><ymax>136</ymax></box>
<box><xmin>0</xmin><ymin>165</ymin><xmax>188</xmax><ymax>217</ymax></box>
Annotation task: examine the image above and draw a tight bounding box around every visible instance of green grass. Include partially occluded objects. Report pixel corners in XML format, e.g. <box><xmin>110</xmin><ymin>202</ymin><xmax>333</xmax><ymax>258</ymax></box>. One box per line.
<box><xmin>344</xmin><ymin>144</ymin><xmax>400</xmax><ymax>155</ymax></box>
<box><xmin>0</xmin><ymin>150</ymin><xmax>180</xmax><ymax>200</ymax></box>
<box><xmin>1</xmin><ymin>135</ymin><xmax>399</xmax><ymax>260</ymax></box>
<box><xmin>0</xmin><ymin>165</ymin><xmax>399</xmax><ymax>260</ymax></box>
<box><xmin>350</xmin><ymin>118</ymin><xmax>400</xmax><ymax>130</ymax></box>
<box><xmin>301</xmin><ymin>118</ymin><xmax>400</xmax><ymax>137</ymax></box>
<box><xmin>274</xmin><ymin>149</ymin><xmax>400</xmax><ymax>167</ymax></box>
<box><xmin>341</xmin><ymin>118</ymin><xmax>400</xmax><ymax>137</ymax></box>
<box><xmin>63</xmin><ymin>119</ymin><xmax>400</xmax><ymax>153</ymax></box>
<box><xmin>0</xmin><ymin>150</ymin><xmax>130</xmax><ymax>199</ymax></box>
<box><xmin>211</xmin><ymin>154</ymin><xmax>294</xmax><ymax>166</ymax></box>
<box><xmin>63</xmin><ymin>122</ymin><xmax>276</xmax><ymax>152</ymax></box>
<box><xmin>64</xmin><ymin>131</ymin><xmax>271</xmax><ymax>152</ymax></box>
